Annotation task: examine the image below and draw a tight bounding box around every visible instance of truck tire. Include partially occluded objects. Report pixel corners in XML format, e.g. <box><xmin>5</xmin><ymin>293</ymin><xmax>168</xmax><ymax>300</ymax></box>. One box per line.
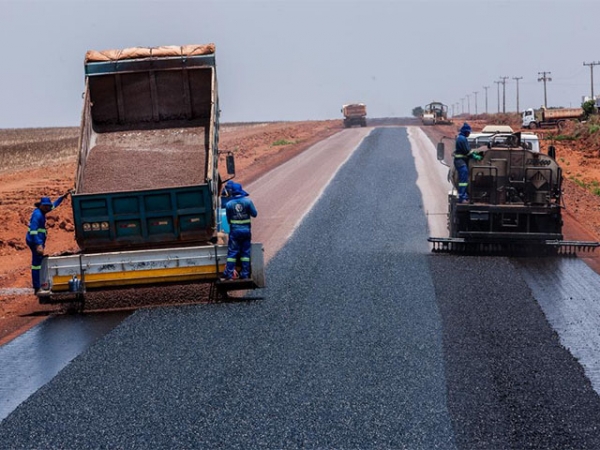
<box><xmin>557</xmin><ymin>120</ymin><xmax>566</xmax><ymax>130</ymax></box>
<box><xmin>528</xmin><ymin>122</ymin><xmax>538</xmax><ymax>130</ymax></box>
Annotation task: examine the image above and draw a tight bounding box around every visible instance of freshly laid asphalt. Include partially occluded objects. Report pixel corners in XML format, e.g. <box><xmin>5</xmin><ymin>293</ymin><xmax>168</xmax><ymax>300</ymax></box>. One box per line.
<box><xmin>1</xmin><ymin>127</ymin><xmax>600</xmax><ymax>449</ymax></box>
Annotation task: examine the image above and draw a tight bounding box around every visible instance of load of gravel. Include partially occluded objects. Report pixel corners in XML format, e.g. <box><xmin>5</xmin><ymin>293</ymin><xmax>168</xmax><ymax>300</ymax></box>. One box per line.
<box><xmin>79</xmin><ymin>127</ymin><xmax>208</xmax><ymax>193</ymax></box>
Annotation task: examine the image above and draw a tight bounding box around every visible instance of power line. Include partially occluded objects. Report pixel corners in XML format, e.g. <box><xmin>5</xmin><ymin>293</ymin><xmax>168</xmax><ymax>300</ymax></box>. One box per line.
<box><xmin>583</xmin><ymin>61</ymin><xmax>600</xmax><ymax>99</ymax></box>
<box><xmin>482</xmin><ymin>86</ymin><xmax>490</xmax><ymax>114</ymax></box>
<box><xmin>512</xmin><ymin>76</ymin><xmax>523</xmax><ymax>113</ymax></box>
<box><xmin>499</xmin><ymin>76</ymin><xmax>509</xmax><ymax>113</ymax></box>
<box><xmin>494</xmin><ymin>80</ymin><xmax>501</xmax><ymax>113</ymax></box>
<box><xmin>538</xmin><ymin>71</ymin><xmax>552</xmax><ymax>108</ymax></box>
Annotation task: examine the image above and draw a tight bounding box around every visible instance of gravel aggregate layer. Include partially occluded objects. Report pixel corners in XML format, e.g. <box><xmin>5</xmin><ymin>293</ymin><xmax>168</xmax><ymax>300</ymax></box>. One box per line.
<box><xmin>430</xmin><ymin>255</ymin><xmax>600</xmax><ymax>449</ymax></box>
<box><xmin>0</xmin><ymin>128</ymin><xmax>456</xmax><ymax>448</ymax></box>
<box><xmin>80</xmin><ymin>128</ymin><xmax>207</xmax><ymax>193</ymax></box>
<box><xmin>1</xmin><ymin>127</ymin><xmax>600</xmax><ymax>449</ymax></box>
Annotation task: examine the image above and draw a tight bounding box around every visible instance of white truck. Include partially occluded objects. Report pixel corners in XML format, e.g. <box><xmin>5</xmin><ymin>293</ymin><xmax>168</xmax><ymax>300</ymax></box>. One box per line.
<box><xmin>469</xmin><ymin>125</ymin><xmax>540</xmax><ymax>153</ymax></box>
<box><xmin>522</xmin><ymin>107</ymin><xmax>584</xmax><ymax>129</ymax></box>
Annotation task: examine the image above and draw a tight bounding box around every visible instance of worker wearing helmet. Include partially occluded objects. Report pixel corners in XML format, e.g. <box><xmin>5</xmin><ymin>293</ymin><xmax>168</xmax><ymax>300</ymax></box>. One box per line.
<box><xmin>26</xmin><ymin>193</ymin><xmax>69</xmax><ymax>294</ymax></box>
<box><xmin>453</xmin><ymin>122</ymin><xmax>481</xmax><ymax>203</ymax></box>
<box><xmin>221</xmin><ymin>182</ymin><xmax>258</xmax><ymax>280</ymax></box>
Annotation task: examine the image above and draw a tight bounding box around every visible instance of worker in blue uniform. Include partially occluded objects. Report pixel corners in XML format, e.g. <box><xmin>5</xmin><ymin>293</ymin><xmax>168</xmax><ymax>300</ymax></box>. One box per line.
<box><xmin>221</xmin><ymin>182</ymin><xmax>258</xmax><ymax>280</ymax></box>
<box><xmin>26</xmin><ymin>193</ymin><xmax>69</xmax><ymax>294</ymax></box>
<box><xmin>453</xmin><ymin>122</ymin><xmax>482</xmax><ymax>203</ymax></box>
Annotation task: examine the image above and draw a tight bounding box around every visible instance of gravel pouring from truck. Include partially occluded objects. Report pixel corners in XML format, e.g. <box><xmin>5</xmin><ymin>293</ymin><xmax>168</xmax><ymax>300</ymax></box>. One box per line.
<box><xmin>38</xmin><ymin>44</ymin><xmax>264</xmax><ymax>304</ymax></box>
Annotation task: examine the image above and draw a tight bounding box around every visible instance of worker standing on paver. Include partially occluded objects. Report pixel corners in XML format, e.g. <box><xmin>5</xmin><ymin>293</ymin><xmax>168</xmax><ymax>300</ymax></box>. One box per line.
<box><xmin>26</xmin><ymin>193</ymin><xmax>69</xmax><ymax>294</ymax></box>
<box><xmin>453</xmin><ymin>122</ymin><xmax>481</xmax><ymax>203</ymax></box>
<box><xmin>221</xmin><ymin>182</ymin><xmax>257</xmax><ymax>280</ymax></box>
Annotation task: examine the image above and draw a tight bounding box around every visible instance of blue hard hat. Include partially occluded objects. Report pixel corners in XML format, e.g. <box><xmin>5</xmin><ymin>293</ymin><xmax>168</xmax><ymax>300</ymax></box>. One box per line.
<box><xmin>40</xmin><ymin>197</ymin><xmax>52</xmax><ymax>206</ymax></box>
<box><xmin>460</xmin><ymin>122</ymin><xmax>472</xmax><ymax>134</ymax></box>
<box><xmin>227</xmin><ymin>181</ymin><xmax>249</xmax><ymax>197</ymax></box>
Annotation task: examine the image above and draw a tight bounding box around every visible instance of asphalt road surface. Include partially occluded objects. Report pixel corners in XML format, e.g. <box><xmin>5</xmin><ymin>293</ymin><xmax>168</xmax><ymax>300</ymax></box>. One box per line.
<box><xmin>2</xmin><ymin>127</ymin><xmax>600</xmax><ymax>449</ymax></box>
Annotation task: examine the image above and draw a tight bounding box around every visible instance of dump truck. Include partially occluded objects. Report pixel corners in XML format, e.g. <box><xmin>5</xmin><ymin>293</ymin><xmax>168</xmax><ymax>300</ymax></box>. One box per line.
<box><xmin>341</xmin><ymin>103</ymin><xmax>367</xmax><ymax>128</ymax></box>
<box><xmin>421</xmin><ymin>102</ymin><xmax>452</xmax><ymax>126</ymax></box>
<box><xmin>428</xmin><ymin>132</ymin><xmax>599</xmax><ymax>255</ymax></box>
<box><xmin>522</xmin><ymin>107</ymin><xmax>584</xmax><ymax>129</ymax></box>
<box><xmin>37</xmin><ymin>44</ymin><xmax>265</xmax><ymax>307</ymax></box>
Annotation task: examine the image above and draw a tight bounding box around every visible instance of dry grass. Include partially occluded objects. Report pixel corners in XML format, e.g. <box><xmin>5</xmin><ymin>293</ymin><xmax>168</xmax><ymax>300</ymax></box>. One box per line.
<box><xmin>0</xmin><ymin>127</ymin><xmax>78</xmax><ymax>173</ymax></box>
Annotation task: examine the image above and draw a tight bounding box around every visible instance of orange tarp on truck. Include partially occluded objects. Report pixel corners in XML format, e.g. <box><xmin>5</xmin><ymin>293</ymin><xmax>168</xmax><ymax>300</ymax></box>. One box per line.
<box><xmin>85</xmin><ymin>44</ymin><xmax>215</xmax><ymax>63</ymax></box>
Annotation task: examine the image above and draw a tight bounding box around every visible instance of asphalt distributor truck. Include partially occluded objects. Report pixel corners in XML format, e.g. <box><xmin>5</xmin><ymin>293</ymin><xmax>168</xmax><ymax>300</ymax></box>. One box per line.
<box><xmin>37</xmin><ymin>44</ymin><xmax>264</xmax><ymax>309</ymax></box>
<box><xmin>429</xmin><ymin>132</ymin><xmax>599</xmax><ymax>255</ymax></box>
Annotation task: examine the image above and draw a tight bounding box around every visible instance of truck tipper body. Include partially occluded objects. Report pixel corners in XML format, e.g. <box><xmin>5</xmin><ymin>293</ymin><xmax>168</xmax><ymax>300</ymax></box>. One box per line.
<box><xmin>341</xmin><ymin>103</ymin><xmax>367</xmax><ymax>128</ymax></box>
<box><xmin>39</xmin><ymin>44</ymin><xmax>264</xmax><ymax>304</ymax></box>
<box><xmin>522</xmin><ymin>107</ymin><xmax>584</xmax><ymax>129</ymax></box>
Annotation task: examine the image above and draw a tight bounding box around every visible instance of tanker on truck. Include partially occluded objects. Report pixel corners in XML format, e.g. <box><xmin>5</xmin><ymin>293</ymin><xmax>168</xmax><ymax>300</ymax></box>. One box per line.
<box><xmin>429</xmin><ymin>132</ymin><xmax>599</xmax><ymax>255</ymax></box>
<box><xmin>38</xmin><ymin>44</ymin><xmax>265</xmax><ymax>307</ymax></box>
<box><xmin>341</xmin><ymin>103</ymin><xmax>367</xmax><ymax>128</ymax></box>
<box><xmin>522</xmin><ymin>106</ymin><xmax>584</xmax><ymax>129</ymax></box>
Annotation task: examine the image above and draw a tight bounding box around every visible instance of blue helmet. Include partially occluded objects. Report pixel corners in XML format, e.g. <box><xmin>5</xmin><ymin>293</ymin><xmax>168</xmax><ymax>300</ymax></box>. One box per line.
<box><xmin>459</xmin><ymin>122</ymin><xmax>472</xmax><ymax>134</ymax></box>
<box><xmin>225</xmin><ymin>181</ymin><xmax>249</xmax><ymax>197</ymax></box>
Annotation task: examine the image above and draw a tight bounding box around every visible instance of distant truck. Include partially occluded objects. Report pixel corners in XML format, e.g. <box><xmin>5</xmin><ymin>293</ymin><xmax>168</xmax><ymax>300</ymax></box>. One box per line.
<box><xmin>38</xmin><ymin>44</ymin><xmax>264</xmax><ymax>306</ymax></box>
<box><xmin>421</xmin><ymin>102</ymin><xmax>452</xmax><ymax>126</ymax></box>
<box><xmin>341</xmin><ymin>103</ymin><xmax>367</xmax><ymax>128</ymax></box>
<box><xmin>522</xmin><ymin>107</ymin><xmax>584</xmax><ymax>129</ymax></box>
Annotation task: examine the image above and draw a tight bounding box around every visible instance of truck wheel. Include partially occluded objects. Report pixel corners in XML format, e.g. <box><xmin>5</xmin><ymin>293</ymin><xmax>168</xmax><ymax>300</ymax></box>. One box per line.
<box><xmin>557</xmin><ymin>120</ymin><xmax>566</xmax><ymax>130</ymax></box>
<box><xmin>528</xmin><ymin>122</ymin><xmax>537</xmax><ymax>130</ymax></box>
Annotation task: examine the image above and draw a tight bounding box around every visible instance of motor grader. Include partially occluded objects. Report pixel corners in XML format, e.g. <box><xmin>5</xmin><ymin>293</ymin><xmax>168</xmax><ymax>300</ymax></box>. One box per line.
<box><xmin>428</xmin><ymin>132</ymin><xmax>599</xmax><ymax>255</ymax></box>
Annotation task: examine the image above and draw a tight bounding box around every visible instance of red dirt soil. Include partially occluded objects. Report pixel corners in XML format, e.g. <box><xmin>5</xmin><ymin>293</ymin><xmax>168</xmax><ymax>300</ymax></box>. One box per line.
<box><xmin>2</xmin><ymin>119</ymin><xmax>600</xmax><ymax>345</ymax></box>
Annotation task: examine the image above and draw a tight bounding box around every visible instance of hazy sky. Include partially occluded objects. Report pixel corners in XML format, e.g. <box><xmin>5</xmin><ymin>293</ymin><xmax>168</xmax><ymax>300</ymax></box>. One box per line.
<box><xmin>1</xmin><ymin>0</ymin><xmax>599</xmax><ymax>128</ymax></box>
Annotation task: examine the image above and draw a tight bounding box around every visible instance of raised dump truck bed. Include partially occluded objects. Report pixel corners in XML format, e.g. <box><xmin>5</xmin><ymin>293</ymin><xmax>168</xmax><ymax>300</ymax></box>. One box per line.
<box><xmin>39</xmin><ymin>44</ymin><xmax>264</xmax><ymax>305</ymax></box>
<box><xmin>74</xmin><ymin>45</ymin><xmax>219</xmax><ymax>253</ymax></box>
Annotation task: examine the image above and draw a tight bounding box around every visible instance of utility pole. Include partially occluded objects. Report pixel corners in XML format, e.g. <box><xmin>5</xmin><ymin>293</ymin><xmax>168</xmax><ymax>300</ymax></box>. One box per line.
<box><xmin>466</xmin><ymin>94</ymin><xmax>471</xmax><ymax>114</ymax></box>
<box><xmin>512</xmin><ymin>76</ymin><xmax>523</xmax><ymax>113</ymax></box>
<box><xmin>500</xmin><ymin>76</ymin><xmax>509</xmax><ymax>113</ymax></box>
<box><xmin>460</xmin><ymin>97</ymin><xmax>465</xmax><ymax>114</ymax></box>
<box><xmin>538</xmin><ymin>71</ymin><xmax>552</xmax><ymax>108</ymax></box>
<box><xmin>473</xmin><ymin>91</ymin><xmax>479</xmax><ymax>115</ymax></box>
<box><xmin>494</xmin><ymin>80</ymin><xmax>501</xmax><ymax>113</ymax></box>
<box><xmin>483</xmin><ymin>86</ymin><xmax>490</xmax><ymax>114</ymax></box>
<box><xmin>583</xmin><ymin>61</ymin><xmax>600</xmax><ymax>99</ymax></box>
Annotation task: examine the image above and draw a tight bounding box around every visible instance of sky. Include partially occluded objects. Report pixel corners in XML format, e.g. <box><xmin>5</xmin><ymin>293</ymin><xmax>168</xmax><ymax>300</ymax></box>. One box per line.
<box><xmin>1</xmin><ymin>0</ymin><xmax>599</xmax><ymax>128</ymax></box>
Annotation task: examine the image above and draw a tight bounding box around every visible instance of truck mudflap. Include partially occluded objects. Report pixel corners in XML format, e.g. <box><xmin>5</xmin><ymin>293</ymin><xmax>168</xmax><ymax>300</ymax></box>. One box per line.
<box><xmin>427</xmin><ymin>237</ymin><xmax>600</xmax><ymax>256</ymax></box>
<box><xmin>38</xmin><ymin>243</ymin><xmax>265</xmax><ymax>304</ymax></box>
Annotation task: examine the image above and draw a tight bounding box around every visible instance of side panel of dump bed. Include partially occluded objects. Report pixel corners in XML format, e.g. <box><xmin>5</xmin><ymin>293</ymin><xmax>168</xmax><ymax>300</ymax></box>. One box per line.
<box><xmin>72</xmin><ymin>186</ymin><xmax>213</xmax><ymax>251</ymax></box>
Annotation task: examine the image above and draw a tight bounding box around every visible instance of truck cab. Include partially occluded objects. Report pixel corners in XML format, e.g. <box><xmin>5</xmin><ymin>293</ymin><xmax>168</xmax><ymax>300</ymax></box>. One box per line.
<box><xmin>522</xmin><ymin>108</ymin><xmax>536</xmax><ymax>129</ymax></box>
